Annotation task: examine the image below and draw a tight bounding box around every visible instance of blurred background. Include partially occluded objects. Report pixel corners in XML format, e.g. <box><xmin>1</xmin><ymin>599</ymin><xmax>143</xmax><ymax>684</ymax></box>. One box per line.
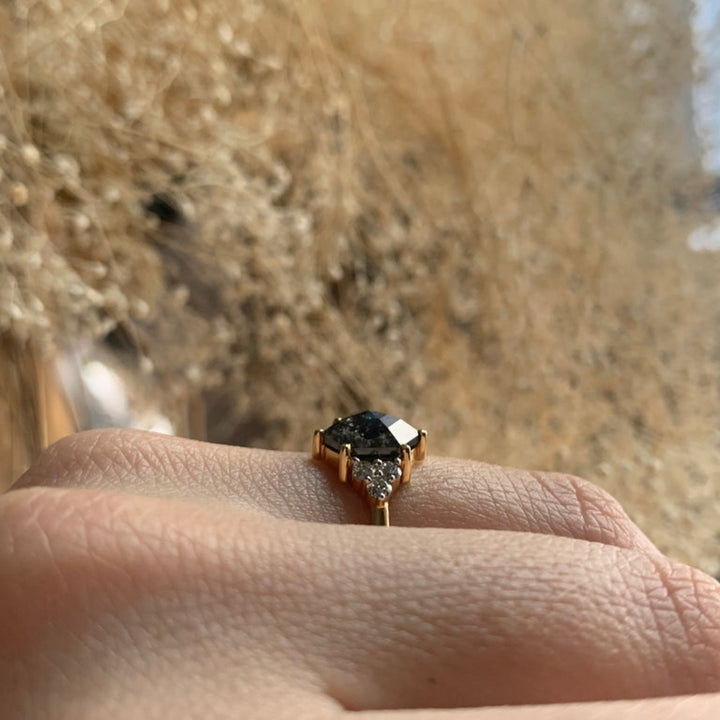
<box><xmin>1</xmin><ymin>0</ymin><xmax>719</xmax><ymax>574</ymax></box>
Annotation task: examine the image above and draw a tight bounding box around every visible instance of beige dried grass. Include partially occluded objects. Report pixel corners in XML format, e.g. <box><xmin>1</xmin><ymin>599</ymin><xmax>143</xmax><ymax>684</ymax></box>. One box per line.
<box><xmin>1</xmin><ymin>0</ymin><xmax>719</xmax><ymax>571</ymax></box>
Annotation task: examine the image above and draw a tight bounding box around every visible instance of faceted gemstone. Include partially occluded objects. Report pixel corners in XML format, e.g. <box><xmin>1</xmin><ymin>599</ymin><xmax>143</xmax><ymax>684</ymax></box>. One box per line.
<box><xmin>323</xmin><ymin>410</ymin><xmax>420</xmax><ymax>459</ymax></box>
<box><xmin>352</xmin><ymin>457</ymin><xmax>402</xmax><ymax>501</ymax></box>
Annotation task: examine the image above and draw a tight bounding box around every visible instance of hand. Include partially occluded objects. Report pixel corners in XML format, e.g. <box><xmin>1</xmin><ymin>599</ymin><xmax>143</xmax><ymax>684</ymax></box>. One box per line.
<box><xmin>2</xmin><ymin>429</ymin><xmax>719</xmax><ymax>719</ymax></box>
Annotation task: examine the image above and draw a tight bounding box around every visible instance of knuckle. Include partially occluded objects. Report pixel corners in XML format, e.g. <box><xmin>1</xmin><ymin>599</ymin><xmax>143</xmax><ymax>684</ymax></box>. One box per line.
<box><xmin>15</xmin><ymin>428</ymin><xmax>169</xmax><ymax>490</ymax></box>
<box><xmin>0</xmin><ymin>486</ymin><xmax>151</xmax><ymax>697</ymax></box>
<box><xmin>533</xmin><ymin>470</ymin><xmax>652</xmax><ymax>550</ymax></box>
<box><xmin>0</xmin><ymin>485</ymin><xmax>178</xmax><ymax>611</ymax></box>
<box><xmin>566</xmin><ymin>473</ymin><xmax>631</xmax><ymax>529</ymax></box>
<box><xmin>0</xmin><ymin>484</ymin><xmax>178</xmax><ymax>599</ymax></box>
<box><xmin>0</xmin><ymin>487</ymin><xmax>87</xmax><ymax>629</ymax></box>
<box><xmin>0</xmin><ymin>485</ymin><xmax>104</xmax><ymax>564</ymax></box>
<box><xmin>0</xmin><ymin>486</ymin><xmax>59</xmax><ymax>550</ymax></box>
<box><xmin>15</xmin><ymin>429</ymin><xmax>119</xmax><ymax>488</ymax></box>
<box><xmin>650</xmin><ymin>559</ymin><xmax>720</xmax><ymax>687</ymax></box>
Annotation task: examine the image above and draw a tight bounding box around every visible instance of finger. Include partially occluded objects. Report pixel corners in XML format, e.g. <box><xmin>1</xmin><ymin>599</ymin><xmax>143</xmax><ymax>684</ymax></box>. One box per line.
<box><xmin>14</xmin><ymin>429</ymin><xmax>658</xmax><ymax>553</ymax></box>
<box><xmin>357</xmin><ymin>693</ymin><xmax>720</xmax><ymax>719</ymax></box>
<box><xmin>3</xmin><ymin>488</ymin><xmax>718</xmax><ymax>711</ymax></box>
<box><xmin>0</xmin><ymin>487</ymin><xmax>343</xmax><ymax>720</ymax></box>
<box><xmin>301</xmin><ymin>528</ymin><xmax>720</xmax><ymax>709</ymax></box>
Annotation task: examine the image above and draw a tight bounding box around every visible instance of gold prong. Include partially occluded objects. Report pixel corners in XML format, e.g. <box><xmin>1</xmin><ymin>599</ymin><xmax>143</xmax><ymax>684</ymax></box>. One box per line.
<box><xmin>401</xmin><ymin>444</ymin><xmax>412</xmax><ymax>484</ymax></box>
<box><xmin>416</xmin><ymin>429</ymin><xmax>427</xmax><ymax>461</ymax></box>
<box><xmin>312</xmin><ymin>429</ymin><xmax>325</xmax><ymax>460</ymax></box>
<box><xmin>371</xmin><ymin>503</ymin><xmax>390</xmax><ymax>526</ymax></box>
<box><xmin>338</xmin><ymin>443</ymin><xmax>351</xmax><ymax>483</ymax></box>
<box><xmin>334</xmin><ymin>417</ymin><xmax>343</xmax><ymax>424</ymax></box>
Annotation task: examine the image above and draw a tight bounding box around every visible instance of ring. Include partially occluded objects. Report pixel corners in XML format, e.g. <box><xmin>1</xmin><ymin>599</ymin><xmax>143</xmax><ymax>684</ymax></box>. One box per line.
<box><xmin>312</xmin><ymin>410</ymin><xmax>427</xmax><ymax>526</ymax></box>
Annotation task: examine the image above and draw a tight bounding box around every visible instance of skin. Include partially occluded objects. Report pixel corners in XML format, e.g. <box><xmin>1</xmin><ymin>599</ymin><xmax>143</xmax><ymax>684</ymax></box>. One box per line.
<box><xmin>1</xmin><ymin>429</ymin><xmax>719</xmax><ymax>719</ymax></box>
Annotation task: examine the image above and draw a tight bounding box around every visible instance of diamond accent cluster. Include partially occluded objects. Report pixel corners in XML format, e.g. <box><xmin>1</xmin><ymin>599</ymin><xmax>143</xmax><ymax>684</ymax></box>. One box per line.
<box><xmin>352</xmin><ymin>457</ymin><xmax>402</xmax><ymax>501</ymax></box>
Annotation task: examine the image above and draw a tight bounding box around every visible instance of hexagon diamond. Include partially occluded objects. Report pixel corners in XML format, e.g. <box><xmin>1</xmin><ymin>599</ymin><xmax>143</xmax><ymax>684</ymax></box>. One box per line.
<box><xmin>324</xmin><ymin>411</ymin><xmax>420</xmax><ymax>459</ymax></box>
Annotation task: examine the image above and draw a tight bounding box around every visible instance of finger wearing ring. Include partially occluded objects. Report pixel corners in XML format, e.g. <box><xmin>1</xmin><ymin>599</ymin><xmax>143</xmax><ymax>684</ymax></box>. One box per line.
<box><xmin>312</xmin><ymin>410</ymin><xmax>427</xmax><ymax>526</ymax></box>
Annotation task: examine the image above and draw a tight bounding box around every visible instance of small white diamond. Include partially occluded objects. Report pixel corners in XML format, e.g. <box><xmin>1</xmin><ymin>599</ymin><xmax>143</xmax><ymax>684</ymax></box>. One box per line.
<box><xmin>367</xmin><ymin>481</ymin><xmax>392</xmax><ymax>501</ymax></box>
<box><xmin>352</xmin><ymin>458</ymin><xmax>401</xmax><ymax>501</ymax></box>
<box><xmin>352</xmin><ymin>457</ymin><xmax>373</xmax><ymax>482</ymax></box>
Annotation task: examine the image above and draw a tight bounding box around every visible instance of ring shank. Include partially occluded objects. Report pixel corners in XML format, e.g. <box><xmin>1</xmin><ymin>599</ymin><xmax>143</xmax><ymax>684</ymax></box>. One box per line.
<box><xmin>371</xmin><ymin>504</ymin><xmax>390</xmax><ymax>526</ymax></box>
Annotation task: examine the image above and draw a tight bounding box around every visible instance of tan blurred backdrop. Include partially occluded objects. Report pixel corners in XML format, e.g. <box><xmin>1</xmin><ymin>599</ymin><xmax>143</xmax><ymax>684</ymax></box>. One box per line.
<box><xmin>1</xmin><ymin>0</ymin><xmax>719</xmax><ymax>574</ymax></box>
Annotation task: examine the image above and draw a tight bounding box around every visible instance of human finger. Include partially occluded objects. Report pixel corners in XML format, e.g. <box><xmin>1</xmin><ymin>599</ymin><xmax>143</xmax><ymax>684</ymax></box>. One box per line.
<box><xmin>2</xmin><ymin>487</ymin><xmax>717</xmax><ymax>712</ymax></box>
<box><xmin>14</xmin><ymin>429</ymin><xmax>658</xmax><ymax>554</ymax></box>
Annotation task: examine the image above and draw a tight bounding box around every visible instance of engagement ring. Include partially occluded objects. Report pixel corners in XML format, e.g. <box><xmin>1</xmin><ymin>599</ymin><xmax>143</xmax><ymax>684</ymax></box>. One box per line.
<box><xmin>312</xmin><ymin>410</ymin><xmax>427</xmax><ymax>526</ymax></box>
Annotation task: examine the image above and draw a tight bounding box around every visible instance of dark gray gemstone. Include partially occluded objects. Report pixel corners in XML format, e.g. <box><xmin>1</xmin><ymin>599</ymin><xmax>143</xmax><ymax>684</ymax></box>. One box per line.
<box><xmin>324</xmin><ymin>410</ymin><xmax>419</xmax><ymax>459</ymax></box>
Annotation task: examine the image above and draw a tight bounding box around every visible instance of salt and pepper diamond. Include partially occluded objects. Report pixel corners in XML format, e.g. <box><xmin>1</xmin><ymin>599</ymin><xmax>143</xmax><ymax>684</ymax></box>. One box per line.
<box><xmin>323</xmin><ymin>410</ymin><xmax>421</xmax><ymax>460</ymax></box>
